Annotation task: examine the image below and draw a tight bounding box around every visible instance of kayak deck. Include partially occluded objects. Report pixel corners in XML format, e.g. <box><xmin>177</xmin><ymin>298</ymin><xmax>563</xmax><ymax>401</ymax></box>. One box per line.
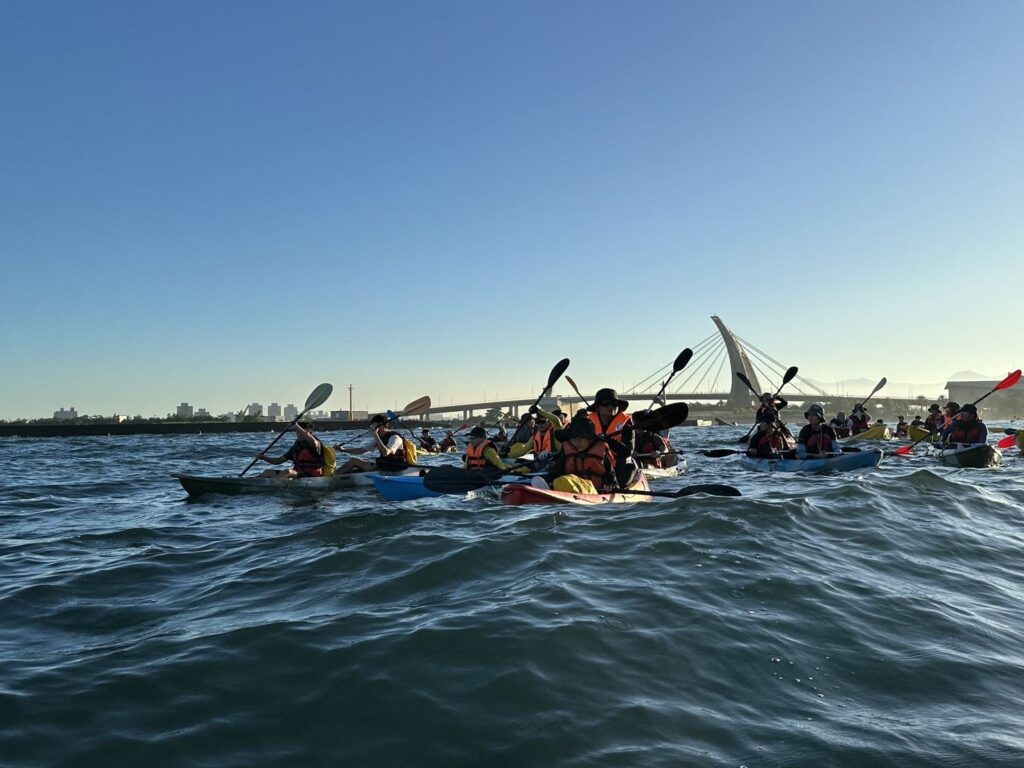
<box><xmin>500</xmin><ymin>474</ymin><xmax>652</xmax><ymax>506</ymax></box>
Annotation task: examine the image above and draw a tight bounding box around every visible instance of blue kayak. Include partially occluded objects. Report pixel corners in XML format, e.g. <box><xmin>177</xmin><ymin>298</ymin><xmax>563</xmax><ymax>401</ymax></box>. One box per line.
<box><xmin>740</xmin><ymin>448</ymin><xmax>883</xmax><ymax>474</ymax></box>
<box><xmin>369</xmin><ymin>474</ymin><xmax>443</xmax><ymax>501</ymax></box>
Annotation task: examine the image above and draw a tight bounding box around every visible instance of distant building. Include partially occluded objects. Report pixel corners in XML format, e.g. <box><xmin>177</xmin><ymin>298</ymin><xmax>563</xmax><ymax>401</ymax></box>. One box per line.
<box><xmin>947</xmin><ymin>380</ymin><xmax>1012</xmax><ymax>402</ymax></box>
<box><xmin>283</xmin><ymin>404</ymin><xmax>298</xmax><ymax>421</ymax></box>
<box><xmin>332</xmin><ymin>410</ymin><xmax>369</xmax><ymax>421</ymax></box>
<box><xmin>54</xmin><ymin>406</ymin><xmax>78</xmax><ymax>420</ymax></box>
<box><xmin>266</xmin><ymin>402</ymin><xmax>282</xmax><ymax>421</ymax></box>
<box><xmin>196</xmin><ymin>408</ymin><xmax>210</xmax><ymax>418</ymax></box>
<box><xmin>244</xmin><ymin>403</ymin><xmax>263</xmax><ymax>418</ymax></box>
<box><xmin>176</xmin><ymin>402</ymin><xmax>194</xmax><ymax>419</ymax></box>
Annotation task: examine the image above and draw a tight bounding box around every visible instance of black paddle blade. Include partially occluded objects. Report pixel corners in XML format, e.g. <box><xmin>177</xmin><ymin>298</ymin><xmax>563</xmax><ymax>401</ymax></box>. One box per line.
<box><xmin>673</xmin><ymin>484</ymin><xmax>741</xmax><ymax>498</ymax></box>
<box><xmin>423</xmin><ymin>466</ymin><xmax>502</xmax><ymax>494</ymax></box>
<box><xmin>736</xmin><ymin>371</ymin><xmax>753</xmax><ymax>390</ymax></box>
<box><xmin>703</xmin><ymin>449</ymin><xmax>738</xmax><ymax>458</ymax></box>
<box><xmin>673</xmin><ymin>348</ymin><xmax>693</xmax><ymax>372</ymax></box>
<box><xmin>1004</xmin><ymin>428</ymin><xmax>1018</xmax><ymax>435</ymax></box>
<box><xmin>546</xmin><ymin>358</ymin><xmax>571</xmax><ymax>389</ymax></box>
<box><xmin>781</xmin><ymin>366</ymin><xmax>798</xmax><ymax>385</ymax></box>
<box><xmin>633</xmin><ymin>402</ymin><xmax>689</xmax><ymax>432</ymax></box>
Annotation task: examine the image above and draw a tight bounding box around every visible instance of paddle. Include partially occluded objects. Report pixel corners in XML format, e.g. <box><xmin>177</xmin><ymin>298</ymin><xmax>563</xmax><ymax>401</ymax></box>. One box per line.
<box><xmin>335</xmin><ymin>395</ymin><xmax>432</xmax><ymax>451</ymax></box>
<box><xmin>632</xmin><ymin>402</ymin><xmax>689</xmax><ymax>433</ymax></box>
<box><xmin>894</xmin><ymin>370</ymin><xmax>1022</xmax><ymax>457</ymax></box>
<box><xmin>644</xmin><ymin>348</ymin><xmax>693</xmax><ymax>410</ymax></box>
<box><xmin>422</xmin><ymin>466</ymin><xmax>740</xmax><ymax>497</ymax></box>
<box><xmin>240</xmin><ymin>382</ymin><xmax>333</xmax><ymax>476</ymax></box>
<box><xmin>565</xmin><ymin>375</ymin><xmax>590</xmax><ymax>409</ymax></box>
<box><xmin>997</xmin><ymin>433</ymin><xmax>1018</xmax><ymax>449</ymax></box>
<box><xmin>736</xmin><ymin>366</ymin><xmax>798</xmax><ymax>443</ymax></box>
<box><xmin>532</xmin><ymin>358</ymin><xmax>571</xmax><ymax>410</ymax></box>
<box><xmin>859</xmin><ymin>377</ymin><xmax>888</xmax><ymax>410</ymax></box>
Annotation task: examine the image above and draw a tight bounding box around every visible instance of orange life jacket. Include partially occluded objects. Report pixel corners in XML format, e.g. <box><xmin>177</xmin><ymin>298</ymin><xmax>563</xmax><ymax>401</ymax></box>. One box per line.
<box><xmin>588</xmin><ymin>411</ymin><xmax>632</xmax><ymax>467</ymax></box>
<box><xmin>291</xmin><ymin>441</ymin><xmax>324</xmax><ymax>477</ymax></box>
<box><xmin>589</xmin><ymin>411</ymin><xmax>632</xmax><ymax>440</ymax></box>
<box><xmin>563</xmin><ymin>440</ymin><xmax>612</xmax><ymax>490</ymax></box>
<box><xmin>533</xmin><ymin>425</ymin><xmax>555</xmax><ymax>454</ymax></box>
<box><xmin>466</xmin><ymin>440</ymin><xmax>496</xmax><ymax>470</ymax></box>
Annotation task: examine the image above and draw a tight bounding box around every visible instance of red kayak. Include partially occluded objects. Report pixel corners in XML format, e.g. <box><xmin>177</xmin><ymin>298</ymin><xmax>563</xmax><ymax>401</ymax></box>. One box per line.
<box><xmin>500</xmin><ymin>474</ymin><xmax>652</xmax><ymax>506</ymax></box>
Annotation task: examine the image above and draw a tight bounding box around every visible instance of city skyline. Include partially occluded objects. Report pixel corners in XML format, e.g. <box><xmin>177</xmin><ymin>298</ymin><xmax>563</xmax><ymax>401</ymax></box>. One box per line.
<box><xmin>2</xmin><ymin>2</ymin><xmax>1021</xmax><ymax>421</ymax></box>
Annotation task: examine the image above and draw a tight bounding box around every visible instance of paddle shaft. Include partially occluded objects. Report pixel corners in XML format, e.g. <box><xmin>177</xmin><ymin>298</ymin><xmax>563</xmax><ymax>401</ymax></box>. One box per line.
<box><xmin>240</xmin><ymin>411</ymin><xmax>310</xmax><ymax>476</ymax></box>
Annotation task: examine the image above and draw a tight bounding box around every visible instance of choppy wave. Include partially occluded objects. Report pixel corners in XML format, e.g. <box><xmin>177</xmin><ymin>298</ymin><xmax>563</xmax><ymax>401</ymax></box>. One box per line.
<box><xmin>1</xmin><ymin>428</ymin><xmax>1023</xmax><ymax>766</ymax></box>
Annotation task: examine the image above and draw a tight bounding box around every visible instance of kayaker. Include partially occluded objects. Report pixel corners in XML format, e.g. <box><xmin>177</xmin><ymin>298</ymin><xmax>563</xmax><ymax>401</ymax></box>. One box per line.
<box><xmin>493</xmin><ymin>421</ymin><xmax>509</xmax><ymax>444</ymax></box>
<box><xmin>895</xmin><ymin>416</ymin><xmax>909</xmax><ymax>437</ymax></box>
<box><xmin>508</xmin><ymin>407</ymin><xmax>562</xmax><ymax>463</ymax></box>
<box><xmin>941</xmin><ymin>402</ymin><xmax>961</xmax><ymax>432</ymax></box>
<box><xmin>848</xmin><ymin>404</ymin><xmax>871</xmax><ymax>435</ymax></box>
<box><xmin>464</xmin><ymin>426</ymin><xmax>520</xmax><ymax>474</ymax></box>
<box><xmin>635</xmin><ymin>427</ymin><xmax>677</xmax><ymax>469</ymax></box>
<box><xmin>829</xmin><ymin>411</ymin><xmax>851</xmax><ymax>439</ymax></box>
<box><xmin>418</xmin><ymin>428</ymin><xmax>440</xmax><ymax>453</ymax></box>
<box><xmin>939</xmin><ymin>403</ymin><xmax>988</xmax><ymax>446</ymax></box>
<box><xmin>508</xmin><ymin>413</ymin><xmax>537</xmax><ymax>448</ymax></box>
<box><xmin>539</xmin><ymin>417</ymin><xmax>635</xmax><ymax>494</ymax></box>
<box><xmin>335</xmin><ymin>414</ymin><xmax>414</xmax><ymax>474</ymax></box>
<box><xmin>437</xmin><ymin>429</ymin><xmax>458</xmax><ymax>453</ymax></box>
<box><xmin>551</xmin><ymin>408</ymin><xmax>570</xmax><ymax>427</ymax></box>
<box><xmin>756</xmin><ymin>392</ymin><xmax>788</xmax><ymax>422</ymax></box>
<box><xmin>797</xmin><ymin>404</ymin><xmax>838</xmax><ymax>458</ymax></box>
<box><xmin>910</xmin><ymin>415</ymin><xmax>924</xmax><ymax>428</ymax></box>
<box><xmin>256</xmin><ymin>421</ymin><xmax>324</xmax><ymax>478</ymax></box>
<box><xmin>588</xmin><ymin>388</ymin><xmax>635</xmax><ymax>454</ymax></box>
<box><xmin>747</xmin><ymin>412</ymin><xmax>788</xmax><ymax>458</ymax></box>
<box><xmin>924</xmin><ymin>404</ymin><xmax>943</xmax><ymax>431</ymax></box>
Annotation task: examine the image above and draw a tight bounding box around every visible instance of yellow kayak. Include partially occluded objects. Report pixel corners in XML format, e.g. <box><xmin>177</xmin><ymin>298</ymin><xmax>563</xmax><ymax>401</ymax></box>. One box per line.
<box><xmin>1017</xmin><ymin>431</ymin><xmax>1024</xmax><ymax>454</ymax></box>
<box><xmin>844</xmin><ymin>424</ymin><xmax>893</xmax><ymax>442</ymax></box>
<box><xmin>908</xmin><ymin>424</ymin><xmax>937</xmax><ymax>443</ymax></box>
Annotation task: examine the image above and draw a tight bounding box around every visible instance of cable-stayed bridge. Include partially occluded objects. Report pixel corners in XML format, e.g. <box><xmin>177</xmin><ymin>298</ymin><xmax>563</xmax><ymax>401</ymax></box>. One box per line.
<box><xmin>418</xmin><ymin>316</ymin><xmax>930</xmax><ymax>421</ymax></box>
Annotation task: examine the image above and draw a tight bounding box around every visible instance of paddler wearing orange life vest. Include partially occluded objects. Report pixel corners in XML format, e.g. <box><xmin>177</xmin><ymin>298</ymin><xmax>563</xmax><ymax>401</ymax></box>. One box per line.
<box><xmin>507</xmin><ymin>407</ymin><xmax>562</xmax><ymax>463</ymax></box>
<box><xmin>536</xmin><ymin>417</ymin><xmax>635</xmax><ymax>494</ymax></box>
<box><xmin>797</xmin><ymin>404</ymin><xmax>838</xmax><ymax>458</ymax></box>
<box><xmin>256</xmin><ymin>421</ymin><xmax>325</xmax><ymax>478</ymax></box>
<box><xmin>463</xmin><ymin>426</ymin><xmax>520</xmax><ymax>474</ymax></box>
<box><xmin>587</xmin><ymin>388</ymin><xmax>635</xmax><ymax>455</ymax></box>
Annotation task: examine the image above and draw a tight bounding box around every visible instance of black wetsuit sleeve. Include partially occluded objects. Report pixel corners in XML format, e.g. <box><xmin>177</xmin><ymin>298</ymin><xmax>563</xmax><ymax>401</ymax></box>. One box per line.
<box><xmin>775</xmin><ymin>396</ymin><xmax>789</xmax><ymax>410</ymax></box>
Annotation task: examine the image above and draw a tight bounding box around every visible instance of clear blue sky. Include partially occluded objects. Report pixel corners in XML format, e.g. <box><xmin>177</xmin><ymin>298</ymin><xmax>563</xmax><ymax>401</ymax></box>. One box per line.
<box><xmin>2</xmin><ymin>1</ymin><xmax>1021</xmax><ymax>418</ymax></box>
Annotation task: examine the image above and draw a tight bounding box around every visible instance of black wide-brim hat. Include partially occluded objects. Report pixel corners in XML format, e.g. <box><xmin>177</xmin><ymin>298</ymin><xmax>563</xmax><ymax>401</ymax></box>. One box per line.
<box><xmin>555</xmin><ymin>418</ymin><xmax>598</xmax><ymax>443</ymax></box>
<box><xmin>587</xmin><ymin>388</ymin><xmax>629</xmax><ymax>412</ymax></box>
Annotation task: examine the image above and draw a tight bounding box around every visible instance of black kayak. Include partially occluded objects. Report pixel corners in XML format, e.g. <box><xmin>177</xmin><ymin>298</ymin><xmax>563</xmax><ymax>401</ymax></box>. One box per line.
<box><xmin>932</xmin><ymin>444</ymin><xmax>1002</xmax><ymax>469</ymax></box>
